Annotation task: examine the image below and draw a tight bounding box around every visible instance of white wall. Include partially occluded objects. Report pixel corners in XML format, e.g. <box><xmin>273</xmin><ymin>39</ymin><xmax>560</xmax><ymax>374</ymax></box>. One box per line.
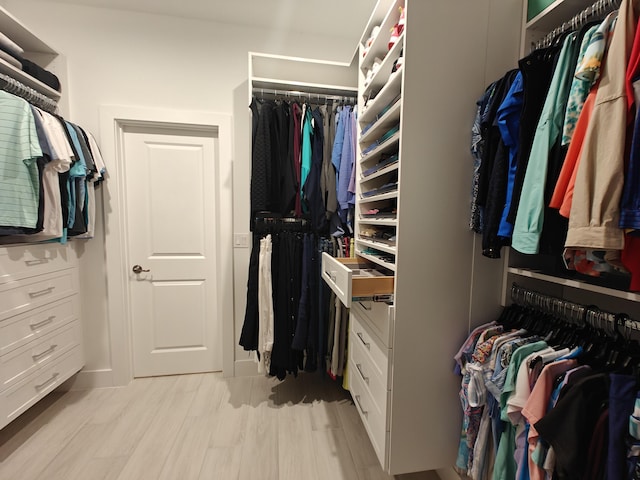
<box><xmin>3</xmin><ymin>0</ymin><xmax>361</xmax><ymax>383</ymax></box>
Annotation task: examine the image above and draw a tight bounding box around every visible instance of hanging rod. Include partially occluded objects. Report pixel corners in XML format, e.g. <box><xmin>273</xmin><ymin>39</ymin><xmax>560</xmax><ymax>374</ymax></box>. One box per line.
<box><xmin>0</xmin><ymin>72</ymin><xmax>58</xmax><ymax>114</ymax></box>
<box><xmin>510</xmin><ymin>282</ymin><xmax>640</xmax><ymax>333</ymax></box>
<box><xmin>534</xmin><ymin>0</ymin><xmax>621</xmax><ymax>50</ymax></box>
<box><xmin>252</xmin><ymin>87</ymin><xmax>356</xmax><ymax>103</ymax></box>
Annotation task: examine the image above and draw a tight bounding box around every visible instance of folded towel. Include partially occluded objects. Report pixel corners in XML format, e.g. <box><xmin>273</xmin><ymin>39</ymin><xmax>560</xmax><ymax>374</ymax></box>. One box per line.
<box><xmin>0</xmin><ymin>32</ymin><xmax>23</xmax><ymax>58</ymax></box>
<box><xmin>20</xmin><ymin>58</ymin><xmax>61</xmax><ymax>91</ymax></box>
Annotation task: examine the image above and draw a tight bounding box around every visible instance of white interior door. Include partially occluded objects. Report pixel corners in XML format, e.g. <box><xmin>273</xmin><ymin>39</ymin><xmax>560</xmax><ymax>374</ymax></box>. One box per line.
<box><xmin>123</xmin><ymin>125</ymin><xmax>222</xmax><ymax>377</ymax></box>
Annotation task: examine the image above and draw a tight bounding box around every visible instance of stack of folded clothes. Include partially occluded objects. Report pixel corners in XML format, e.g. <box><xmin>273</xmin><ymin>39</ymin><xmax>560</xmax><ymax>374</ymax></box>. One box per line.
<box><xmin>0</xmin><ymin>31</ymin><xmax>61</xmax><ymax>91</ymax></box>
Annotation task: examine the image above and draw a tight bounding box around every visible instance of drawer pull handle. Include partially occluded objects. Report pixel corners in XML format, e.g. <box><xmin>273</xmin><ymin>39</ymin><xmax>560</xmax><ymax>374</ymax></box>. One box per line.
<box><xmin>28</xmin><ymin>286</ymin><xmax>55</xmax><ymax>298</ymax></box>
<box><xmin>32</xmin><ymin>344</ymin><xmax>57</xmax><ymax>360</ymax></box>
<box><xmin>359</xmin><ymin>302</ymin><xmax>372</xmax><ymax>311</ymax></box>
<box><xmin>354</xmin><ymin>395</ymin><xmax>368</xmax><ymax>417</ymax></box>
<box><xmin>25</xmin><ymin>258</ymin><xmax>49</xmax><ymax>266</ymax></box>
<box><xmin>356</xmin><ymin>332</ymin><xmax>370</xmax><ymax>349</ymax></box>
<box><xmin>356</xmin><ymin>363</ymin><xmax>369</xmax><ymax>384</ymax></box>
<box><xmin>30</xmin><ymin>315</ymin><xmax>56</xmax><ymax>330</ymax></box>
<box><xmin>35</xmin><ymin>372</ymin><xmax>59</xmax><ymax>391</ymax></box>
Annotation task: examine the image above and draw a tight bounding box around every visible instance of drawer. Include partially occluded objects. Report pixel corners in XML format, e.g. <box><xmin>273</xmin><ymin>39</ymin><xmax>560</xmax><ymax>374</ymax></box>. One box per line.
<box><xmin>350</xmin><ymin>312</ymin><xmax>391</xmax><ymax>387</ymax></box>
<box><xmin>0</xmin><ymin>296</ymin><xmax>78</xmax><ymax>355</ymax></box>
<box><xmin>0</xmin><ymin>321</ymin><xmax>81</xmax><ymax>392</ymax></box>
<box><xmin>349</xmin><ymin>357</ymin><xmax>389</xmax><ymax>469</ymax></box>
<box><xmin>349</xmin><ymin>326</ymin><xmax>389</xmax><ymax>415</ymax></box>
<box><xmin>0</xmin><ymin>243</ymin><xmax>76</xmax><ymax>284</ymax></box>
<box><xmin>0</xmin><ymin>346</ymin><xmax>83</xmax><ymax>429</ymax></box>
<box><xmin>321</xmin><ymin>252</ymin><xmax>394</xmax><ymax>307</ymax></box>
<box><xmin>0</xmin><ymin>269</ymin><xmax>78</xmax><ymax>321</ymax></box>
<box><xmin>351</xmin><ymin>301</ymin><xmax>394</xmax><ymax>348</ymax></box>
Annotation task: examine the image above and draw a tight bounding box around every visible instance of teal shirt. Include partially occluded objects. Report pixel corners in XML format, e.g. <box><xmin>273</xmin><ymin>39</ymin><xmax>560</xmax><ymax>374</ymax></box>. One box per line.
<box><xmin>300</xmin><ymin>107</ymin><xmax>313</xmax><ymax>212</ymax></box>
<box><xmin>511</xmin><ymin>33</ymin><xmax>579</xmax><ymax>254</ymax></box>
<box><xmin>493</xmin><ymin>340</ymin><xmax>548</xmax><ymax>480</ymax></box>
<box><xmin>0</xmin><ymin>91</ymin><xmax>42</xmax><ymax>229</ymax></box>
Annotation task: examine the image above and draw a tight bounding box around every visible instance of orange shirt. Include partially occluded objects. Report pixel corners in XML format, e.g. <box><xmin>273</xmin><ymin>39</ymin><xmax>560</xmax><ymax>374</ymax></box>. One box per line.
<box><xmin>549</xmin><ymin>91</ymin><xmax>596</xmax><ymax>217</ymax></box>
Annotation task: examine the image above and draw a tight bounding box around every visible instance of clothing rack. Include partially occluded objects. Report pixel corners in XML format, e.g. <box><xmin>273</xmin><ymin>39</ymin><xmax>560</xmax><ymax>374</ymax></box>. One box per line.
<box><xmin>252</xmin><ymin>87</ymin><xmax>356</xmax><ymax>104</ymax></box>
<box><xmin>0</xmin><ymin>72</ymin><xmax>58</xmax><ymax>114</ymax></box>
<box><xmin>535</xmin><ymin>0</ymin><xmax>621</xmax><ymax>49</ymax></box>
<box><xmin>510</xmin><ymin>282</ymin><xmax>640</xmax><ymax>334</ymax></box>
<box><xmin>253</xmin><ymin>215</ymin><xmax>311</xmax><ymax>234</ymax></box>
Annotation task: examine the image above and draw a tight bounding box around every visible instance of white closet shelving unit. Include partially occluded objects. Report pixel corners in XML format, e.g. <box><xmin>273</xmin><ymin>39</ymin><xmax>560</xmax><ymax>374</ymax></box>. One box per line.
<box><xmin>322</xmin><ymin>0</ymin><xmax>524</xmax><ymax>474</ymax></box>
<box><xmin>501</xmin><ymin>0</ymin><xmax>640</xmax><ymax>321</ymax></box>
<box><xmin>0</xmin><ymin>7</ymin><xmax>81</xmax><ymax>430</ymax></box>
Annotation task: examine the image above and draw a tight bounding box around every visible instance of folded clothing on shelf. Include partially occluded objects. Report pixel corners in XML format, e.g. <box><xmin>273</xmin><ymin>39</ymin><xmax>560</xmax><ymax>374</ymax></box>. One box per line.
<box><xmin>361</xmin><ymin>124</ymin><xmax>400</xmax><ymax>156</ymax></box>
<box><xmin>362</xmin><ymin>153</ymin><xmax>399</xmax><ymax>177</ymax></box>
<box><xmin>20</xmin><ymin>58</ymin><xmax>61</xmax><ymax>91</ymax></box>
<box><xmin>361</xmin><ymin>206</ymin><xmax>397</xmax><ymax>218</ymax></box>
<box><xmin>361</xmin><ymin>181</ymin><xmax>398</xmax><ymax>198</ymax></box>
<box><xmin>0</xmin><ymin>31</ymin><xmax>24</xmax><ymax>58</ymax></box>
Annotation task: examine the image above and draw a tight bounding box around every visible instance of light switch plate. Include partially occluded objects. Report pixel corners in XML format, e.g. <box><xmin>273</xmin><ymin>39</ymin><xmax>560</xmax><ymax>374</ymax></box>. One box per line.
<box><xmin>233</xmin><ymin>233</ymin><xmax>250</xmax><ymax>248</ymax></box>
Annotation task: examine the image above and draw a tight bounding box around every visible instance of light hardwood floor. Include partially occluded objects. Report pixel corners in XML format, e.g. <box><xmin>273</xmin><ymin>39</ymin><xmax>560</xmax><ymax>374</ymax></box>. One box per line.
<box><xmin>0</xmin><ymin>373</ymin><xmax>441</xmax><ymax>480</ymax></box>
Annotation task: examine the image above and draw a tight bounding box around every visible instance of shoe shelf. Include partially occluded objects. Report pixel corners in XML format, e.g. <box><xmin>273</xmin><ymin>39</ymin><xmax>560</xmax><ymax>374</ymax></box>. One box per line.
<box><xmin>356</xmin><ymin>249</ymin><xmax>397</xmax><ymax>272</ymax></box>
<box><xmin>360</xmin><ymin>68</ymin><xmax>403</xmax><ymax>125</ymax></box>
<box><xmin>362</xmin><ymin>32</ymin><xmax>405</xmax><ymax>100</ymax></box>
<box><xmin>360</xmin><ymin>0</ymin><xmax>405</xmax><ymax>74</ymax></box>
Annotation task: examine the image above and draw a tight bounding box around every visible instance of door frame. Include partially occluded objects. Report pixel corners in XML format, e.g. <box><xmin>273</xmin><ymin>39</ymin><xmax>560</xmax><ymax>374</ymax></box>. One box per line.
<box><xmin>100</xmin><ymin>105</ymin><xmax>234</xmax><ymax>386</ymax></box>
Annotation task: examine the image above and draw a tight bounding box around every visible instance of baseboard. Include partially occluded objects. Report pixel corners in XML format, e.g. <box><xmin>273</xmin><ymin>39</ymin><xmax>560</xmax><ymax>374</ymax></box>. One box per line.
<box><xmin>61</xmin><ymin>368</ymin><xmax>120</xmax><ymax>390</ymax></box>
<box><xmin>436</xmin><ymin>467</ymin><xmax>462</xmax><ymax>480</ymax></box>
<box><xmin>234</xmin><ymin>358</ymin><xmax>258</xmax><ymax>377</ymax></box>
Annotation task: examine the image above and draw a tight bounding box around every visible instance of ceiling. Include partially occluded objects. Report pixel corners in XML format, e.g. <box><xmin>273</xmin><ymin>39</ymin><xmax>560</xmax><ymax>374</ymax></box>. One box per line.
<box><xmin>46</xmin><ymin>0</ymin><xmax>378</xmax><ymax>40</ymax></box>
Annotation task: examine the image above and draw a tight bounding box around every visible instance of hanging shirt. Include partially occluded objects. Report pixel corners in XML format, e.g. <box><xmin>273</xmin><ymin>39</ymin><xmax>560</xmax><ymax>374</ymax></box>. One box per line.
<box><xmin>337</xmin><ymin>106</ymin><xmax>354</xmax><ymax>214</ymax></box>
<box><xmin>512</xmin><ymin>33</ymin><xmax>579</xmax><ymax>254</ymax></box>
<box><xmin>0</xmin><ymin>91</ymin><xmax>42</xmax><ymax>229</ymax></box>
<box><xmin>300</xmin><ymin>106</ymin><xmax>313</xmax><ymax>212</ymax></box>
<box><xmin>561</xmin><ymin>20</ymin><xmax>611</xmax><ymax>146</ymax></box>
<box><xmin>565</xmin><ymin>0</ymin><xmax>635</xmax><ymax>250</ymax></box>
<box><xmin>496</xmin><ymin>71</ymin><xmax>524</xmax><ymax>239</ymax></box>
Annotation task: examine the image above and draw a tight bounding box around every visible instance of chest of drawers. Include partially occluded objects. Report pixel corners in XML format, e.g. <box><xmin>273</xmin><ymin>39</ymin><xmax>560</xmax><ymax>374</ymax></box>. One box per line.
<box><xmin>0</xmin><ymin>243</ymin><xmax>83</xmax><ymax>429</ymax></box>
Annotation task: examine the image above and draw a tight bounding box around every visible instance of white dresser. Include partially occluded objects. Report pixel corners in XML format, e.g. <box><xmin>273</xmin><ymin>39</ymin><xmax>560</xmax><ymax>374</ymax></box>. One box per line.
<box><xmin>0</xmin><ymin>243</ymin><xmax>83</xmax><ymax>429</ymax></box>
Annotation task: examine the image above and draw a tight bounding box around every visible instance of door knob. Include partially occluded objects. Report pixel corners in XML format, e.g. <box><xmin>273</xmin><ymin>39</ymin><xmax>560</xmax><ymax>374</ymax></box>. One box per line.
<box><xmin>132</xmin><ymin>265</ymin><xmax>150</xmax><ymax>274</ymax></box>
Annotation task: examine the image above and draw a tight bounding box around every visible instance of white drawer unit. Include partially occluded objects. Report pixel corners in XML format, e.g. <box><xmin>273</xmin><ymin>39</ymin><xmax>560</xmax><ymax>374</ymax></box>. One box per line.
<box><xmin>349</xmin><ymin>321</ymin><xmax>389</xmax><ymax>416</ymax></box>
<box><xmin>0</xmin><ymin>321</ymin><xmax>81</xmax><ymax>391</ymax></box>
<box><xmin>350</xmin><ymin>311</ymin><xmax>391</xmax><ymax>386</ymax></box>
<box><xmin>0</xmin><ymin>243</ymin><xmax>77</xmax><ymax>284</ymax></box>
<box><xmin>321</xmin><ymin>252</ymin><xmax>394</xmax><ymax>308</ymax></box>
<box><xmin>0</xmin><ymin>347</ymin><xmax>84</xmax><ymax>427</ymax></box>
<box><xmin>349</xmin><ymin>356</ymin><xmax>389</xmax><ymax>468</ymax></box>
<box><xmin>0</xmin><ymin>296</ymin><xmax>78</xmax><ymax>356</ymax></box>
<box><xmin>0</xmin><ymin>243</ymin><xmax>83</xmax><ymax>430</ymax></box>
<box><xmin>0</xmin><ymin>268</ymin><xmax>78</xmax><ymax>321</ymax></box>
<box><xmin>351</xmin><ymin>300</ymin><xmax>394</xmax><ymax>347</ymax></box>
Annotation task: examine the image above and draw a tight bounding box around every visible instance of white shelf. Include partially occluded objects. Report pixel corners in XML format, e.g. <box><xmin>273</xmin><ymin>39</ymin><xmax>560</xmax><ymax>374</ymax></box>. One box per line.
<box><xmin>360</xmin><ymin>190</ymin><xmax>398</xmax><ymax>203</ymax></box>
<box><xmin>362</xmin><ymin>31</ymin><xmax>405</xmax><ymax>99</ymax></box>
<box><xmin>358</xmin><ymin>217</ymin><xmax>397</xmax><ymax>226</ymax></box>
<box><xmin>252</xmin><ymin>77</ymin><xmax>357</xmax><ymax>98</ymax></box>
<box><xmin>0</xmin><ymin>58</ymin><xmax>60</xmax><ymax>100</ymax></box>
<box><xmin>360</xmin><ymin>131</ymin><xmax>400</xmax><ymax>164</ymax></box>
<box><xmin>360</xmin><ymin>69</ymin><xmax>403</xmax><ymax>125</ymax></box>
<box><xmin>357</xmin><ymin>238</ymin><xmax>397</xmax><ymax>255</ymax></box>
<box><xmin>360</xmin><ymin>100</ymin><xmax>402</xmax><ymax>145</ymax></box>
<box><xmin>526</xmin><ymin>0</ymin><xmax>590</xmax><ymax>31</ymax></box>
<box><xmin>361</xmin><ymin>0</ymin><xmax>403</xmax><ymax>74</ymax></box>
<box><xmin>507</xmin><ymin>267</ymin><xmax>640</xmax><ymax>302</ymax></box>
<box><xmin>356</xmin><ymin>250</ymin><xmax>397</xmax><ymax>272</ymax></box>
<box><xmin>361</xmin><ymin>162</ymin><xmax>399</xmax><ymax>183</ymax></box>
<box><xmin>0</xmin><ymin>7</ymin><xmax>57</xmax><ymax>54</ymax></box>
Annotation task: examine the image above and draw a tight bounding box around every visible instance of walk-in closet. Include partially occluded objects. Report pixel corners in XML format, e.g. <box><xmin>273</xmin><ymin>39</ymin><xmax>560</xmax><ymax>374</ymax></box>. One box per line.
<box><xmin>0</xmin><ymin>0</ymin><xmax>638</xmax><ymax>479</ymax></box>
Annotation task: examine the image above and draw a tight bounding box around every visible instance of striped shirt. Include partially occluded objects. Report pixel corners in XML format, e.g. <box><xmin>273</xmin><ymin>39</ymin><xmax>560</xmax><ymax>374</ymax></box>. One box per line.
<box><xmin>0</xmin><ymin>91</ymin><xmax>42</xmax><ymax>228</ymax></box>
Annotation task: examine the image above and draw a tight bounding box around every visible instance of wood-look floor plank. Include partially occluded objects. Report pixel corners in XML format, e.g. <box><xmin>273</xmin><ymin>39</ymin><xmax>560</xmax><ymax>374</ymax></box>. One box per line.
<box><xmin>0</xmin><ymin>388</ymin><xmax>112</xmax><ymax>480</ymax></box>
<box><xmin>157</xmin><ymin>416</ymin><xmax>214</xmax><ymax>480</ymax></box>
<box><xmin>312</xmin><ymin>428</ymin><xmax>361</xmax><ymax>480</ymax></box>
<box><xmin>115</xmin><ymin>388</ymin><xmax>197</xmax><ymax>480</ymax></box>
<box><xmin>68</xmin><ymin>456</ymin><xmax>128</xmax><ymax>480</ymax></box>
<box><xmin>188</xmin><ymin>372</ymin><xmax>225</xmax><ymax>417</ymax></box>
<box><xmin>336</xmin><ymin>398</ymin><xmax>380</xmax><ymax>468</ymax></box>
<box><xmin>238</xmin><ymin>375</ymin><xmax>280</xmax><ymax>480</ymax></box>
<box><xmin>198</xmin><ymin>447</ymin><xmax>242</xmax><ymax>480</ymax></box>
<box><xmin>209</xmin><ymin>376</ymin><xmax>252</xmax><ymax>448</ymax></box>
<box><xmin>94</xmin><ymin>376</ymin><xmax>178</xmax><ymax>458</ymax></box>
